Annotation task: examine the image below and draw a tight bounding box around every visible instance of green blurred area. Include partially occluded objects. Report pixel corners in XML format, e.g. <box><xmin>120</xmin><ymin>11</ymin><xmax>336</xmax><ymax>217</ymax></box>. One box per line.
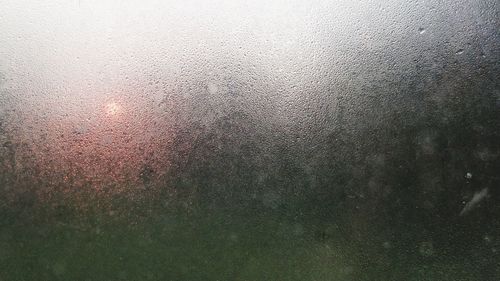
<box><xmin>0</xmin><ymin>201</ymin><xmax>497</xmax><ymax>281</ymax></box>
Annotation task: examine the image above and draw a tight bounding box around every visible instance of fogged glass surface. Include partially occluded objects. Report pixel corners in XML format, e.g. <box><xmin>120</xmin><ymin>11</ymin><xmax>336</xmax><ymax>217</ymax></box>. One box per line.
<box><xmin>0</xmin><ymin>0</ymin><xmax>499</xmax><ymax>280</ymax></box>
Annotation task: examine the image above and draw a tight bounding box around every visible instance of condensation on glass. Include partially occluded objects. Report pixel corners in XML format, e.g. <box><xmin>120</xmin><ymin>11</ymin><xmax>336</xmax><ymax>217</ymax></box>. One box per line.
<box><xmin>0</xmin><ymin>0</ymin><xmax>498</xmax><ymax>280</ymax></box>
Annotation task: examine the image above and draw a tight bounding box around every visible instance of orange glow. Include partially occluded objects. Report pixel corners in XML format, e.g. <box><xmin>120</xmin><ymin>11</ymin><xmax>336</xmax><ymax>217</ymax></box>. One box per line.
<box><xmin>105</xmin><ymin>102</ymin><xmax>122</xmax><ymax>116</ymax></box>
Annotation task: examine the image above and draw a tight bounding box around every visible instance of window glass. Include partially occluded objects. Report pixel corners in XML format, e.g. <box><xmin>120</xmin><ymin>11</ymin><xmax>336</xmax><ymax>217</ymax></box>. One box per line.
<box><xmin>0</xmin><ymin>0</ymin><xmax>498</xmax><ymax>280</ymax></box>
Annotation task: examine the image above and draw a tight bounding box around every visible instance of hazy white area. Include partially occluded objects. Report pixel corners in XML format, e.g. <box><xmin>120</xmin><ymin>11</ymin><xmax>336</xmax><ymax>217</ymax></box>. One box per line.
<box><xmin>0</xmin><ymin>0</ymin><xmax>497</xmax><ymax>195</ymax></box>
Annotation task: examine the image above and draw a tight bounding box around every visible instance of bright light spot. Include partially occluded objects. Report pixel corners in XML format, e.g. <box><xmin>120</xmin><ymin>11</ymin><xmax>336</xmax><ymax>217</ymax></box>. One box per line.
<box><xmin>105</xmin><ymin>102</ymin><xmax>122</xmax><ymax>116</ymax></box>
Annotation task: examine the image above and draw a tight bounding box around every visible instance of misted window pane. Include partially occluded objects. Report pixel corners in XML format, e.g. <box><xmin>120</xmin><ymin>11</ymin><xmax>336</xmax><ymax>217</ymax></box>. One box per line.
<box><xmin>0</xmin><ymin>0</ymin><xmax>498</xmax><ymax>280</ymax></box>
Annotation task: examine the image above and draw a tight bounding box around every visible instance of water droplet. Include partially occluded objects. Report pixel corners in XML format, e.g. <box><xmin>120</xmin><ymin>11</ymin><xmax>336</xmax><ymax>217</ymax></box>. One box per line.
<box><xmin>207</xmin><ymin>82</ymin><xmax>218</xmax><ymax>95</ymax></box>
<box><xmin>419</xmin><ymin>241</ymin><xmax>434</xmax><ymax>257</ymax></box>
<box><xmin>483</xmin><ymin>235</ymin><xmax>492</xmax><ymax>243</ymax></box>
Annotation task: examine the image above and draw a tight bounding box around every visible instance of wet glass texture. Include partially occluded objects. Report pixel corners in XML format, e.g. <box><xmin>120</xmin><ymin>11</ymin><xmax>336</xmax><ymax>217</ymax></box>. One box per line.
<box><xmin>0</xmin><ymin>0</ymin><xmax>499</xmax><ymax>280</ymax></box>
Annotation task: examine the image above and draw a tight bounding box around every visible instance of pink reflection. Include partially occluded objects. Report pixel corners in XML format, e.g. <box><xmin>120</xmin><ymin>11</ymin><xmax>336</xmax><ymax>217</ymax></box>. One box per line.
<box><xmin>4</xmin><ymin>90</ymin><xmax>175</xmax><ymax>203</ymax></box>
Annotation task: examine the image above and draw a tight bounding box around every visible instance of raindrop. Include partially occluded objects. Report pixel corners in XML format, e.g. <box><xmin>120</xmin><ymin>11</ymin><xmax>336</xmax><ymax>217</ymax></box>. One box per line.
<box><xmin>483</xmin><ymin>235</ymin><xmax>492</xmax><ymax>243</ymax></box>
<box><xmin>419</xmin><ymin>241</ymin><xmax>435</xmax><ymax>257</ymax></box>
